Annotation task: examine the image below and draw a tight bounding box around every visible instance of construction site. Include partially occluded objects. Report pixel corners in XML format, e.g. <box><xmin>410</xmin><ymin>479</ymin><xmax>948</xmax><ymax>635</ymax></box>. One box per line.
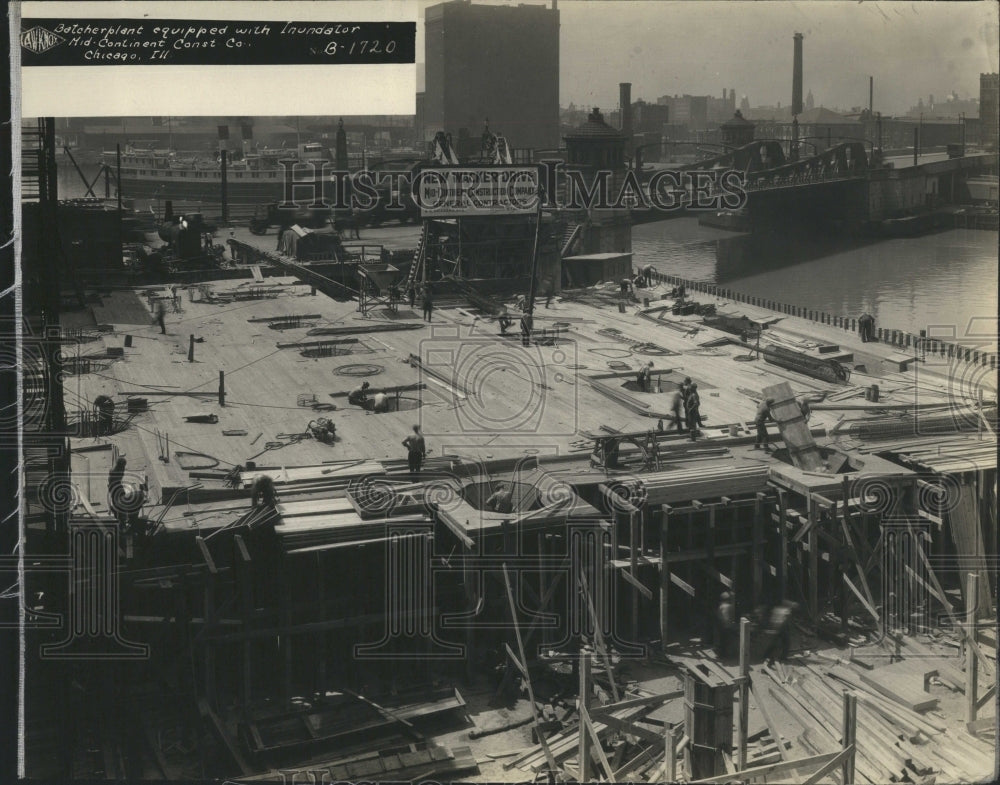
<box><xmin>11</xmin><ymin>15</ymin><xmax>1000</xmax><ymax>779</ymax></box>
<box><xmin>17</xmin><ymin>168</ymin><xmax>1000</xmax><ymax>783</ymax></box>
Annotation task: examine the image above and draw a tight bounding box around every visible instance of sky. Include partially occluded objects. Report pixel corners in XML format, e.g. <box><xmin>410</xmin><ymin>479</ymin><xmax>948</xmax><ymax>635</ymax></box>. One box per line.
<box><xmin>418</xmin><ymin>0</ymin><xmax>999</xmax><ymax>116</ymax></box>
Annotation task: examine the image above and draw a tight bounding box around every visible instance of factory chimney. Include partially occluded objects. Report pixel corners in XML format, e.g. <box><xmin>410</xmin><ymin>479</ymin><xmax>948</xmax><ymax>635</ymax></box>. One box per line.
<box><xmin>620</xmin><ymin>82</ymin><xmax>632</xmax><ymax>155</ymax></box>
<box><xmin>335</xmin><ymin>118</ymin><xmax>348</xmax><ymax>171</ymax></box>
<box><xmin>869</xmin><ymin>76</ymin><xmax>874</xmax><ymax>115</ymax></box>
<box><xmin>792</xmin><ymin>33</ymin><xmax>804</xmax><ymax>116</ymax></box>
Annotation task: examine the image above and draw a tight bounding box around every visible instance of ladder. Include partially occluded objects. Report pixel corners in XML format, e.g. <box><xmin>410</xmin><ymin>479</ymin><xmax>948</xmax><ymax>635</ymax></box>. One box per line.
<box><xmin>404</xmin><ymin>221</ymin><xmax>429</xmax><ymax>293</ymax></box>
<box><xmin>560</xmin><ymin>223</ymin><xmax>583</xmax><ymax>257</ymax></box>
<box><xmin>20</xmin><ymin>119</ymin><xmax>46</xmax><ymax>202</ymax></box>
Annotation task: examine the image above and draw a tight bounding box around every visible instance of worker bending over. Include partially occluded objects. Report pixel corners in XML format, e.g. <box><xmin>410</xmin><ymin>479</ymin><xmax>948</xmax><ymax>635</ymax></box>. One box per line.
<box><xmin>754</xmin><ymin>397</ymin><xmax>775</xmax><ymax>450</ymax></box>
<box><xmin>485</xmin><ymin>482</ymin><xmax>514</xmax><ymax>514</ymax></box>
<box><xmin>349</xmin><ymin>381</ymin><xmax>371</xmax><ymax>406</ymax></box>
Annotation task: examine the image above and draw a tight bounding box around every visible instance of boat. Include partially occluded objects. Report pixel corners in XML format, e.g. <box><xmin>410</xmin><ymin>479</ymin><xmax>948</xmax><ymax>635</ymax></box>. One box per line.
<box><xmin>102</xmin><ymin>142</ymin><xmax>358</xmax><ymax>217</ymax></box>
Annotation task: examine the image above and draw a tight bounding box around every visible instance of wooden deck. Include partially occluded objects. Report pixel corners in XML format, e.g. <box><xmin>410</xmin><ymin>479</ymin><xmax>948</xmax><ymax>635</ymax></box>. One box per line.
<box><xmin>66</xmin><ymin>272</ymin><xmax>994</xmax><ymax>514</ymax></box>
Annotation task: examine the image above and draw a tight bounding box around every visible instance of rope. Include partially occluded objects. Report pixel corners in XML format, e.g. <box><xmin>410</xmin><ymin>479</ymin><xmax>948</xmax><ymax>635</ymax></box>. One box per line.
<box><xmin>334</xmin><ymin>363</ymin><xmax>385</xmax><ymax>377</ymax></box>
<box><xmin>173</xmin><ymin>451</ymin><xmax>220</xmax><ymax>470</ymax></box>
<box><xmin>630</xmin><ymin>342</ymin><xmax>673</xmax><ymax>356</ymax></box>
<box><xmin>588</xmin><ymin>347</ymin><xmax>633</xmax><ymax>359</ymax></box>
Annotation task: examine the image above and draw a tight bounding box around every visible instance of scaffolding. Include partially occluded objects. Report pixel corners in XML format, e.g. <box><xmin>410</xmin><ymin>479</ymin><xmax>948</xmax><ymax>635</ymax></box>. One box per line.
<box><xmin>356</xmin><ymin>263</ymin><xmax>403</xmax><ymax>316</ymax></box>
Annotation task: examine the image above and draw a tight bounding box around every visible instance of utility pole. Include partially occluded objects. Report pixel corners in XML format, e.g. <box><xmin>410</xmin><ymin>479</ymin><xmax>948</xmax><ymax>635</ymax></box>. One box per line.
<box><xmin>524</xmin><ymin>183</ymin><xmax>544</xmax><ymax>316</ymax></box>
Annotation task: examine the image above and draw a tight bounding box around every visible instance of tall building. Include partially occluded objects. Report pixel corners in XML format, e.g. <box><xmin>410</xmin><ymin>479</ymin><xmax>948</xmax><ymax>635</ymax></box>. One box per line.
<box><xmin>422</xmin><ymin>0</ymin><xmax>560</xmax><ymax>151</ymax></box>
<box><xmin>979</xmin><ymin>73</ymin><xmax>998</xmax><ymax>150</ymax></box>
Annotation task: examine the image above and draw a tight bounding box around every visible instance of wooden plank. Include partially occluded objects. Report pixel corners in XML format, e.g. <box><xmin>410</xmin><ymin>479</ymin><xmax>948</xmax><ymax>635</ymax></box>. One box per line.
<box><xmin>198</xmin><ymin>698</ymin><xmax>253</xmax><ymax>776</ymax></box>
<box><xmin>595</xmin><ymin>713</ymin><xmax>665</xmax><ymax>746</ymax></box>
<box><xmin>762</xmin><ymin>381</ymin><xmax>825</xmax><ymax>471</ymax></box>
<box><xmin>502</xmin><ymin>565</ymin><xmax>559</xmax><ymax>773</ymax></box>
<box><xmin>690</xmin><ymin>750</ymin><xmax>843</xmax><ymax>784</ymax></box>
<box><xmin>858</xmin><ymin>666</ymin><xmax>939</xmax><ymax>712</ymax></box>
<box><xmin>581</xmin><ymin>706</ymin><xmax>616</xmax><ymax>783</ymax></box>
<box><xmin>843</xmin><ymin>575</ymin><xmax>880</xmax><ymax>624</ymax></box>
<box><xmin>620</xmin><ymin>566</ymin><xmax>653</xmax><ymax>600</ymax></box>
<box><xmin>588</xmin><ymin>690</ymin><xmax>683</xmax><ymax>720</ymax></box>
<box><xmin>749</xmin><ymin>687</ymin><xmax>787</xmax><ymax>761</ymax></box>
<box><xmin>803</xmin><ymin>746</ymin><xmax>853</xmax><ymax>785</ymax></box>
<box><xmin>670</xmin><ymin>571</ymin><xmax>696</xmax><ymax>596</ymax></box>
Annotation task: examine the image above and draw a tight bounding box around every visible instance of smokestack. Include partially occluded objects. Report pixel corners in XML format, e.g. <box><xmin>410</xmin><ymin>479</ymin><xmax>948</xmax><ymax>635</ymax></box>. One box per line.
<box><xmin>792</xmin><ymin>33</ymin><xmax>804</xmax><ymax>116</ymax></box>
<box><xmin>620</xmin><ymin>82</ymin><xmax>632</xmax><ymax>134</ymax></box>
<box><xmin>620</xmin><ymin>82</ymin><xmax>632</xmax><ymax>155</ymax></box>
<box><xmin>869</xmin><ymin>76</ymin><xmax>874</xmax><ymax>114</ymax></box>
<box><xmin>335</xmin><ymin>118</ymin><xmax>348</xmax><ymax>171</ymax></box>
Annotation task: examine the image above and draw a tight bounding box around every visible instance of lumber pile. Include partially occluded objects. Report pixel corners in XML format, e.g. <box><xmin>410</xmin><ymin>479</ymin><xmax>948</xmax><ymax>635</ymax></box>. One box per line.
<box><xmin>238</xmin><ymin>687</ymin><xmax>467</xmax><ymax>762</ymax></box>
<box><xmin>237</xmin><ymin>743</ymin><xmax>478</xmax><ymax>783</ymax></box>
<box><xmin>276</xmin><ymin>512</ymin><xmax>430</xmax><ymax>553</ymax></box>
<box><xmin>306</xmin><ymin>323</ymin><xmax>424</xmax><ymax>336</ymax></box>
<box><xmin>760</xmin><ymin>654</ymin><xmax>996</xmax><ymax>783</ymax></box>
<box><xmin>240</xmin><ymin>460</ymin><xmax>386</xmax><ymax>495</ymax></box>
<box><xmin>618</xmin><ymin>465</ymin><xmax>769</xmax><ymax>505</ymax></box>
<box><xmin>504</xmin><ymin>690</ymin><xmax>684</xmax><ymax>779</ymax></box>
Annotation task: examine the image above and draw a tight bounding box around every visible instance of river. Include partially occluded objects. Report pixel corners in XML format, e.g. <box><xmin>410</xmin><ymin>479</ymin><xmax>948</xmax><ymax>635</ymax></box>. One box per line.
<box><xmin>633</xmin><ymin>217</ymin><xmax>998</xmax><ymax>350</ymax></box>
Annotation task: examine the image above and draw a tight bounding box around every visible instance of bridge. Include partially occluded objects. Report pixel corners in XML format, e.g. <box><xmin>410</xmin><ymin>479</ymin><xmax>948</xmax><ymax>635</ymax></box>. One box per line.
<box><xmin>631</xmin><ymin>139</ymin><xmax>997</xmax><ymax>227</ymax></box>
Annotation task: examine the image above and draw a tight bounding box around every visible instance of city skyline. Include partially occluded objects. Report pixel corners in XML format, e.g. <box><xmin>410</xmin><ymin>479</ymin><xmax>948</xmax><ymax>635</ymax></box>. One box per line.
<box><xmin>416</xmin><ymin>0</ymin><xmax>998</xmax><ymax>118</ymax></box>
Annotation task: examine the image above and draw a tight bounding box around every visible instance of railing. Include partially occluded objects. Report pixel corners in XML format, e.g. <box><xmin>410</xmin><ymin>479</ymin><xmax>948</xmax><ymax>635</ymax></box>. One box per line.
<box><xmin>637</xmin><ymin>269</ymin><xmax>999</xmax><ymax>372</ymax></box>
<box><xmin>742</xmin><ymin>168</ymin><xmax>867</xmax><ymax>192</ymax></box>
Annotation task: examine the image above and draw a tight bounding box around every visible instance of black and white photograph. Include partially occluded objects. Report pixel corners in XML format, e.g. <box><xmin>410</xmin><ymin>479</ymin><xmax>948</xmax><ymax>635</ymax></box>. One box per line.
<box><xmin>4</xmin><ymin>1</ymin><xmax>999</xmax><ymax>783</ymax></box>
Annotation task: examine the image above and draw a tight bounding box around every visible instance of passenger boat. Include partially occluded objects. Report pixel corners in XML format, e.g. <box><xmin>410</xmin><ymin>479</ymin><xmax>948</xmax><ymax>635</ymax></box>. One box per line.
<box><xmin>102</xmin><ymin>142</ymin><xmax>349</xmax><ymax>216</ymax></box>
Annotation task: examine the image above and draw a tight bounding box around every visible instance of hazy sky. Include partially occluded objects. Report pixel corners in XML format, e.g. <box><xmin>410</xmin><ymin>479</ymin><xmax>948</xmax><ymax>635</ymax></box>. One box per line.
<box><xmin>418</xmin><ymin>0</ymin><xmax>999</xmax><ymax>115</ymax></box>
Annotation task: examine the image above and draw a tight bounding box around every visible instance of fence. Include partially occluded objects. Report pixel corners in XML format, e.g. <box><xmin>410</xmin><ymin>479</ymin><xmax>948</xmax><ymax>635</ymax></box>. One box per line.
<box><xmin>640</xmin><ymin>269</ymin><xmax>998</xmax><ymax>373</ymax></box>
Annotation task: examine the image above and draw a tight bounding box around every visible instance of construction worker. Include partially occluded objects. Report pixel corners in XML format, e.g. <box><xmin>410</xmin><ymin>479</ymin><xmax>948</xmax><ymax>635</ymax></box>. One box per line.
<box><xmin>407</xmin><ymin>284</ymin><xmax>416</xmax><ymax>309</ymax></box>
<box><xmin>108</xmin><ymin>456</ymin><xmax>128</xmax><ymax>529</ymax></box>
<box><xmin>153</xmin><ymin>299</ymin><xmax>167</xmax><ymax>334</ymax></box>
<box><xmin>754</xmin><ymin>398</ymin><xmax>775</xmax><ymax>450</ymax></box>
<box><xmin>714</xmin><ymin>591</ymin><xmax>737</xmax><ymax>658</ymax></box>
<box><xmin>348</xmin><ymin>381</ymin><xmax>371</xmax><ymax>407</ymax></box>
<box><xmin>679</xmin><ymin>376</ymin><xmax>693</xmax><ymax>402</ymax></box>
<box><xmin>636</xmin><ymin>364</ymin><xmax>648</xmax><ymax>391</ymax></box>
<box><xmin>402</xmin><ymin>424</ymin><xmax>426</xmax><ymax>475</ymax></box>
<box><xmin>542</xmin><ymin>276</ymin><xmax>555</xmax><ymax>308</ymax></box>
<box><xmin>620</xmin><ymin>277</ymin><xmax>632</xmax><ymax>302</ymax></box>
<box><xmin>498</xmin><ymin>307</ymin><xmax>514</xmax><ymax>335</ymax></box>
<box><xmin>520</xmin><ymin>312</ymin><xmax>533</xmax><ymax>347</ymax></box>
<box><xmin>858</xmin><ymin>312</ymin><xmax>876</xmax><ymax>343</ymax></box>
<box><xmin>798</xmin><ymin>397</ymin><xmax>812</xmax><ymax>423</ymax></box>
<box><xmin>372</xmin><ymin>391</ymin><xmax>389</xmax><ymax>413</ymax></box>
<box><xmin>120</xmin><ymin>480</ymin><xmax>148</xmax><ymax>536</ymax></box>
<box><xmin>685</xmin><ymin>383</ymin><xmax>703</xmax><ymax>440</ymax></box>
<box><xmin>669</xmin><ymin>389</ymin><xmax>686</xmax><ymax>434</ymax></box>
<box><xmin>94</xmin><ymin>395</ymin><xmax>115</xmax><ymax>436</ymax></box>
<box><xmin>761</xmin><ymin>601</ymin><xmax>798</xmax><ymax>662</ymax></box>
<box><xmin>641</xmin><ymin>264</ymin><xmax>657</xmax><ymax>285</ymax></box>
<box><xmin>421</xmin><ymin>284</ymin><xmax>434</xmax><ymax>322</ymax></box>
<box><xmin>485</xmin><ymin>482</ymin><xmax>514</xmax><ymax>514</ymax></box>
<box><xmin>637</xmin><ymin>361</ymin><xmax>654</xmax><ymax>392</ymax></box>
<box><xmin>251</xmin><ymin>475</ymin><xmax>278</xmax><ymax>509</ymax></box>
